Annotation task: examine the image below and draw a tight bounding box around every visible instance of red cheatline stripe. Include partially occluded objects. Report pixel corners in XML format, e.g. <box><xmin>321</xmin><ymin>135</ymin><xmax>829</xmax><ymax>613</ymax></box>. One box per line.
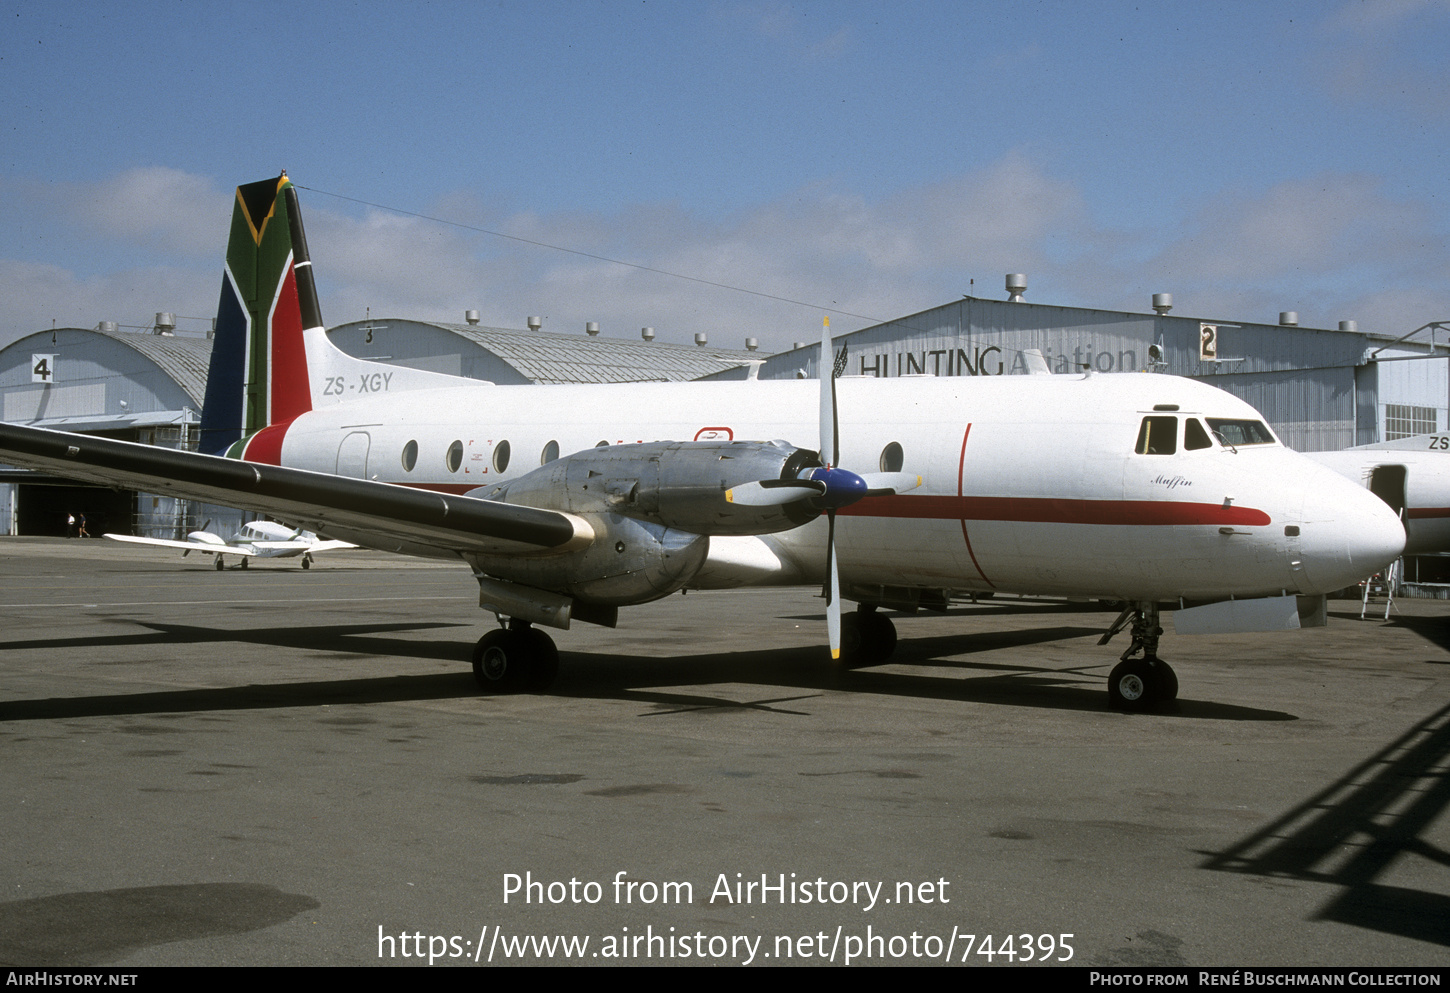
<box><xmin>839</xmin><ymin>493</ymin><xmax>1271</xmax><ymax>527</ymax></box>
<box><xmin>1407</xmin><ymin>507</ymin><xmax>1450</xmax><ymax>519</ymax></box>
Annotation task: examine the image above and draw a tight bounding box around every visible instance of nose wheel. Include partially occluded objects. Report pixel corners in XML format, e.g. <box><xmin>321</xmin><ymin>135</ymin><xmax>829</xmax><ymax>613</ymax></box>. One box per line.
<box><xmin>1100</xmin><ymin>601</ymin><xmax>1178</xmax><ymax>711</ymax></box>
<box><xmin>1107</xmin><ymin>655</ymin><xmax>1177</xmax><ymax>710</ymax></box>
<box><xmin>472</xmin><ymin>620</ymin><xmax>560</xmax><ymax>693</ymax></box>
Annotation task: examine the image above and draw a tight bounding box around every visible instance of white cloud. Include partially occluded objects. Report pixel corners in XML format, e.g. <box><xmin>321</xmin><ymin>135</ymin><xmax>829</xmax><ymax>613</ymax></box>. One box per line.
<box><xmin>717</xmin><ymin>1</ymin><xmax>856</xmax><ymax>60</ymax></box>
<box><xmin>0</xmin><ymin>157</ymin><xmax>1443</xmax><ymax>352</ymax></box>
<box><xmin>51</xmin><ymin>167</ymin><xmax>230</xmax><ymax>259</ymax></box>
<box><xmin>1315</xmin><ymin>0</ymin><xmax>1450</xmax><ymax>116</ymax></box>
<box><xmin>1149</xmin><ymin>174</ymin><xmax>1428</xmax><ymax>280</ymax></box>
<box><xmin>0</xmin><ymin>259</ymin><xmax>219</xmax><ymax>341</ymax></box>
<box><xmin>1067</xmin><ymin>172</ymin><xmax>1447</xmax><ymax>333</ymax></box>
<box><xmin>289</xmin><ymin>151</ymin><xmax>1086</xmax><ymax>348</ymax></box>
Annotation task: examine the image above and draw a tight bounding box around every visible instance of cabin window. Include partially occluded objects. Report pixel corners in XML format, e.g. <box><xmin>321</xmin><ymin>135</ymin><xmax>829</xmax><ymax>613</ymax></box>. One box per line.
<box><xmin>1184</xmin><ymin>419</ymin><xmax>1212</xmax><ymax>451</ymax></box>
<box><xmin>446</xmin><ymin>440</ymin><xmax>464</xmax><ymax>472</ymax></box>
<box><xmin>492</xmin><ymin>440</ymin><xmax>511</xmax><ymax>473</ymax></box>
<box><xmin>401</xmin><ymin>440</ymin><xmax>418</xmax><ymax>472</ymax></box>
<box><xmin>879</xmin><ymin>441</ymin><xmax>904</xmax><ymax>472</ymax></box>
<box><xmin>1135</xmin><ymin>416</ymin><xmax>1177</xmax><ymax>455</ymax></box>
<box><xmin>541</xmin><ymin>440</ymin><xmax>560</xmax><ymax>465</ymax></box>
<box><xmin>1206</xmin><ymin>419</ymin><xmax>1275</xmax><ymax>446</ymax></box>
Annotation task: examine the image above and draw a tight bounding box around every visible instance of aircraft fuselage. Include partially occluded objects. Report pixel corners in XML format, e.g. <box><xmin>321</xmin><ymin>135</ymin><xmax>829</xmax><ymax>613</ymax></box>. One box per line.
<box><xmin>253</xmin><ymin>371</ymin><xmax>1403</xmax><ymax>603</ymax></box>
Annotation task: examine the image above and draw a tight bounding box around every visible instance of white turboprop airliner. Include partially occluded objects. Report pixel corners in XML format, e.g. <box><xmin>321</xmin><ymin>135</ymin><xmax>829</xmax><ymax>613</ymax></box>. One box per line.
<box><xmin>104</xmin><ymin>519</ymin><xmax>355</xmax><ymax>570</ymax></box>
<box><xmin>0</xmin><ymin>176</ymin><xmax>1406</xmax><ymax>710</ymax></box>
<box><xmin>1306</xmin><ymin>436</ymin><xmax>1450</xmax><ymax>555</ymax></box>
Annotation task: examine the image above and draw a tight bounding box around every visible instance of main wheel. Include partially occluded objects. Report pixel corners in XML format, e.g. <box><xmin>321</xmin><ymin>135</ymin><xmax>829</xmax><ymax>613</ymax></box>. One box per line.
<box><xmin>1108</xmin><ymin>657</ymin><xmax>1161</xmax><ymax>711</ymax></box>
<box><xmin>837</xmin><ymin>610</ymin><xmax>897</xmax><ymax>669</ymax></box>
<box><xmin>301</xmin><ymin>556</ymin><xmax>311</xmax><ymax>570</ymax></box>
<box><xmin>521</xmin><ymin>628</ymin><xmax>560</xmax><ymax>692</ymax></box>
<box><xmin>1151</xmin><ymin>657</ymin><xmax>1178</xmax><ymax>701</ymax></box>
<box><xmin>472</xmin><ymin>629</ymin><xmax>529</xmax><ymax>693</ymax></box>
<box><xmin>215</xmin><ymin>557</ymin><xmax>224</xmax><ymax>571</ymax></box>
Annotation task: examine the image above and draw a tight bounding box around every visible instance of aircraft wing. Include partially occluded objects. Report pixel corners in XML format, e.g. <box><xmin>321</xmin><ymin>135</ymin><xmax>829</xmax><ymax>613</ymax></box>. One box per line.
<box><xmin>0</xmin><ymin>423</ymin><xmax>593</xmax><ymax>557</ymax></box>
<box><xmin>104</xmin><ymin>533</ymin><xmax>260</xmax><ymax>556</ymax></box>
<box><xmin>296</xmin><ymin>539</ymin><xmax>357</xmax><ymax>552</ymax></box>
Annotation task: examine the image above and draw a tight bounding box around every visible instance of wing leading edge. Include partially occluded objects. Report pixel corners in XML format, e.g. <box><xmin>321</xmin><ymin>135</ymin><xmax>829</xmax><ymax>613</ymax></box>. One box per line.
<box><xmin>0</xmin><ymin>423</ymin><xmax>593</xmax><ymax>557</ymax></box>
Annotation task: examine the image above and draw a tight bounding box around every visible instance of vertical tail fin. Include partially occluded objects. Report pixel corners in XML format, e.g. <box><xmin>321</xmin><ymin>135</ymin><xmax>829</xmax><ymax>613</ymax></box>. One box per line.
<box><xmin>199</xmin><ymin>174</ymin><xmax>319</xmax><ymax>456</ymax></box>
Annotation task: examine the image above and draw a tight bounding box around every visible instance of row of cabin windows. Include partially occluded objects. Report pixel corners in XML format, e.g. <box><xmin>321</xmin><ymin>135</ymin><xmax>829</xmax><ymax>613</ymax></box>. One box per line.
<box><xmin>1135</xmin><ymin>416</ymin><xmax>1275</xmax><ymax>455</ymax></box>
<box><xmin>398</xmin><ymin>438</ymin><xmax>540</xmax><ymax>474</ymax></box>
<box><xmin>394</xmin><ymin>439</ymin><xmax>910</xmax><ymax>476</ymax></box>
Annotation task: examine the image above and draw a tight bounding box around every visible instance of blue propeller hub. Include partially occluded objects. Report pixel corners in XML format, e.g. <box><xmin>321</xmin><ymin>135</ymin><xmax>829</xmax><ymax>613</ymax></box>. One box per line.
<box><xmin>801</xmin><ymin>466</ymin><xmax>869</xmax><ymax>510</ymax></box>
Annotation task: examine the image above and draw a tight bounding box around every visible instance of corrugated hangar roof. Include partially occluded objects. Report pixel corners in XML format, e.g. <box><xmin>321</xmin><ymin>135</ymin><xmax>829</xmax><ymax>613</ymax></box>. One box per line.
<box><xmin>89</xmin><ymin>326</ymin><xmax>213</xmax><ymax>407</ymax></box>
<box><xmin>0</xmin><ymin>327</ymin><xmax>213</xmax><ymax>432</ymax></box>
<box><xmin>328</xmin><ymin>319</ymin><xmax>764</xmax><ymax>385</ymax></box>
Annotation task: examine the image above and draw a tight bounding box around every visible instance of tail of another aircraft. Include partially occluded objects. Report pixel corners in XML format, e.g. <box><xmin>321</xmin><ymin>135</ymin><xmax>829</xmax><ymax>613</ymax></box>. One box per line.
<box><xmin>199</xmin><ymin>174</ymin><xmax>480</xmax><ymax>460</ymax></box>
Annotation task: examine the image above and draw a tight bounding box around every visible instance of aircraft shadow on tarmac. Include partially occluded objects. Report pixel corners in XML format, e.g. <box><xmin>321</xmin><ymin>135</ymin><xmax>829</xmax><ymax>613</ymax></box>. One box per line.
<box><xmin>0</xmin><ymin>882</ymin><xmax>319</xmax><ymax>967</ymax></box>
<box><xmin>0</xmin><ymin>617</ymin><xmax>1295</xmax><ymax>723</ymax></box>
<box><xmin>1202</xmin><ymin>701</ymin><xmax>1450</xmax><ymax>948</ymax></box>
<box><xmin>1376</xmin><ymin>611</ymin><xmax>1450</xmax><ymax>656</ymax></box>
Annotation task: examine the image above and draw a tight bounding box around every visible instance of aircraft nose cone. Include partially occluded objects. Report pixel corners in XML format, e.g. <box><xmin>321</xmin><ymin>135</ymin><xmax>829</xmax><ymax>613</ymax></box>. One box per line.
<box><xmin>1297</xmin><ymin>470</ymin><xmax>1405</xmax><ymax>594</ymax></box>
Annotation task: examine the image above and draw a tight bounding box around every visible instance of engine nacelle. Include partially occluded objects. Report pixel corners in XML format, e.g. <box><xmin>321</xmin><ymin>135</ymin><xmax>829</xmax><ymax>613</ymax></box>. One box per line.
<box><xmin>463</xmin><ymin>511</ymin><xmax>708</xmax><ymax>606</ymax></box>
<box><xmin>462</xmin><ymin>440</ymin><xmax>829</xmax><ymax>606</ymax></box>
<box><xmin>472</xmin><ymin>440</ymin><xmax>824</xmax><ymax>536</ymax></box>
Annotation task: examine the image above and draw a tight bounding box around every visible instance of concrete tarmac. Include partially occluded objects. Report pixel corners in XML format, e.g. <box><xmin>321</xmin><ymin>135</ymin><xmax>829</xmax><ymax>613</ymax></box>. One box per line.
<box><xmin>1</xmin><ymin>537</ymin><xmax>1447</xmax><ymax>967</ymax></box>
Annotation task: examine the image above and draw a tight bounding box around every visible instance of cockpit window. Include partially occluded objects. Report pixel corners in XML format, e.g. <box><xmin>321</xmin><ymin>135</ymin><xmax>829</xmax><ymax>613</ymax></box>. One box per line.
<box><xmin>1206</xmin><ymin>418</ymin><xmax>1275</xmax><ymax>446</ymax></box>
<box><xmin>1184</xmin><ymin>418</ymin><xmax>1213</xmax><ymax>451</ymax></box>
<box><xmin>1135</xmin><ymin>415</ymin><xmax>1177</xmax><ymax>455</ymax></box>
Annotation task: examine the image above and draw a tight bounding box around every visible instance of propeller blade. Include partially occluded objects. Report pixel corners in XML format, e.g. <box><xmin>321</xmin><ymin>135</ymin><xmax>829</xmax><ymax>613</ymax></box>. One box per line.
<box><xmin>726</xmin><ymin>478</ymin><xmax>827</xmax><ymax>506</ymax></box>
<box><xmin>819</xmin><ymin>315</ymin><xmax>848</xmax><ymax>659</ymax></box>
<box><xmin>858</xmin><ymin>471</ymin><xmax>923</xmax><ymax>497</ymax></box>
<box><xmin>819</xmin><ymin>316</ymin><xmax>835</xmax><ymax>469</ymax></box>
<box><xmin>826</xmin><ymin>510</ymin><xmax>841</xmax><ymax>659</ymax></box>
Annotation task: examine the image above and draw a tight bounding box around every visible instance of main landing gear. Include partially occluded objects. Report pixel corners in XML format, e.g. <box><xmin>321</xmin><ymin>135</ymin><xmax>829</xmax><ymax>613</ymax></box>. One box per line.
<box><xmin>472</xmin><ymin>618</ymin><xmax>560</xmax><ymax>694</ymax></box>
<box><xmin>838</xmin><ymin>604</ymin><xmax>897</xmax><ymax>669</ymax></box>
<box><xmin>1099</xmin><ymin>600</ymin><xmax>1178</xmax><ymax>711</ymax></box>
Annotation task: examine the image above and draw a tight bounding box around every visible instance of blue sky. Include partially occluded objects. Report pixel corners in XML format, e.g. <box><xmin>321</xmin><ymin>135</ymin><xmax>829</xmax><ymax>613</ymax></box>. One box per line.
<box><xmin>2</xmin><ymin>0</ymin><xmax>1447</xmax><ymax>350</ymax></box>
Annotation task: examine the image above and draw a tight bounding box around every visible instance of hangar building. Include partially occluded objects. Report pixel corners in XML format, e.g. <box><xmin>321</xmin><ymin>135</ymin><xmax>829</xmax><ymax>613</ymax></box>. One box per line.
<box><xmin>326</xmin><ymin>316</ymin><xmax>765</xmax><ymax>385</ymax></box>
<box><xmin>0</xmin><ymin>323</ymin><xmax>211</xmax><ymax>538</ymax></box>
<box><xmin>704</xmin><ymin>282</ymin><xmax>1450</xmax><ymax>454</ymax></box>
<box><xmin>0</xmin><ymin>317</ymin><xmax>766</xmax><ymax>537</ymax></box>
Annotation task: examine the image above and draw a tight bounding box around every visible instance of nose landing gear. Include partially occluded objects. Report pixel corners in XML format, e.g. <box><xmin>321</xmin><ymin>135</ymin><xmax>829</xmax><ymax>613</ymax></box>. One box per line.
<box><xmin>1100</xmin><ymin>601</ymin><xmax>1178</xmax><ymax>711</ymax></box>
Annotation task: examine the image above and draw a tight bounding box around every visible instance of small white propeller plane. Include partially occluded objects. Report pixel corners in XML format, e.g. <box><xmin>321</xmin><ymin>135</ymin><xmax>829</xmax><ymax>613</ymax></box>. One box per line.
<box><xmin>104</xmin><ymin>519</ymin><xmax>355</xmax><ymax>570</ymax></box>
<box><xmin>0</xmin><ymin>176</ymin><xmax>1407</xmax><ymax>709</ymax></box>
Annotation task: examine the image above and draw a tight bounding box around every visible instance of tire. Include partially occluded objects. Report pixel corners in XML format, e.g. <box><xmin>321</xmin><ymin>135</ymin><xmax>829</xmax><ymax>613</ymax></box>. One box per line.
<box><xmin>1108</xmin><ymin>657</ymin><xmax>1160</xmax><ymax>711</ymax></box>
<box><xmin>521</xmin><ymin>628</ymin><xmax>560</xmax><ymax>692</ymax></box>
<box><xmin>837</xmin><ymin>611</ymin><xmax>897</xmax><ymax>669</ymax></box>
<box><xmin>1151</xmin><ymin>657</ymin><xmax>1178</xmax><ymax>701</ymax></box>
<box><xmin>472</xmin><ymin>629</ymin><xmax>529</xmax><ymax>693</ymax></box>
